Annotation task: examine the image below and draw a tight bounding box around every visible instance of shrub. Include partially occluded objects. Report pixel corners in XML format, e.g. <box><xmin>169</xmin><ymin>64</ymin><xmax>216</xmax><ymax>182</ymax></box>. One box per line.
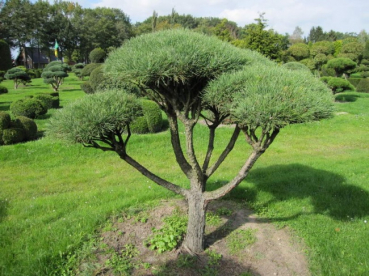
<box><xmin>11</xmin><ymin>116</ymin><xmax>38</xmax><ymax>140</ymax></box>
<box><xmin>0</xmin><ymin>39</ymin><xmax>12</xmax><ymax>71</ymax></box>
<box><xmin>142</xmin><ymin>100</ymin><xmax>162</xmax><ymax>133</ymax></box>
<box><xmin>41</xmin><ymin>61</ymin><xmax>68</xmax><ymax>92</ymax></box>
<box><xmin>130</xmin><ymin>116</ymin><xmax>148</xmax><ymax>134</ymax></box>
<box><xmin>0</xmin><ymin>85</ymin><xmax>8</xmax><ymax>94</ymax></box>
<box><xmin>321</xmin><ymin>77</ymin><xmax>355</xmax><ymax>94</ymax></box>
<box><xmin>361</xmin><ymin>72</ymin><xmax>369</xmax><ymax>78</ymax></box>
<box><xmin>348</xmin><ymin>78</ymin><xmax>361</xmax><ymax>87</ymax></box>
<box><xmin>356</xmin><ymin>78</ymin><xmax>369</xmax><ymax>93</ymax></box>
<box><xmin>282</xmin><ymin>62</ymin><xmax>311</xmax><ymax>72</ymax></box>
<box><xmin>80</xmin><ymin>81</ymin><xmax>94</xmax><ymax>94</ymax></box>
<box><xmin>10</xmin><ymin>98</ymin><xmax>48</xmax><ymax>119</ymax></box>
<box><xmin>26</xmin><ymin>69</ymin><xmax>42</xmax><ymax>79</ymax></box>
<box><xmin>130</xmin><ymin>100</ymin><xmax>163</xmax><ymax>134</ymax></box>
<box><xmin>89</xmin><ymin>48</ymin><xmax>106</xmax><ymax>63</ymax></box>
<box><xmin>89</xmin><ymin>64</ymin><xmax>140</xmax><ymax>95</ymax></box>
<box><xmin>2</xmin><ymin>128</ymin><xmax>25</xmax><ymax>145</ymax></box>
<box><xmin>4</xmin><ymin>67</ymin><xmax>31</xmax><ymax>89</ymax></box>
<box><xmin>80</xmin><ymin>63</ymin><xmax>100</xmax><ymax>78</ymax></box>
<box><xmin>34</xmin><ymin>94</ymin><xmax>54</xmax><ymax>109</ymax></box>
<box><xmin>0</xmin><ymin>111</ymin><xmax>11</xmax><ymax>131</ymax></box>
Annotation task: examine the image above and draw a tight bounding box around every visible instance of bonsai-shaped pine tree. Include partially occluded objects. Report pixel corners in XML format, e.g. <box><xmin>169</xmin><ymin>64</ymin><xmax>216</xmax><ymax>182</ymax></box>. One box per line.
<box><xmin>41</xmin><ymin>61</ymin><xmax>69</xmax><ymax>92</ymax></box>
<box><xmin>327</xmin><ymin>58</ymin><xmax>357</xmax><ymax>78</ymax></box>
<box><xmin>4</xmin><ymin>67</ymin><xmax>30</xmax><ymax>89</ymax></box>
<box><xmin>48</xmin><ymin>29</ymin><xmax>334</xmax><ymax>254</ymax></box>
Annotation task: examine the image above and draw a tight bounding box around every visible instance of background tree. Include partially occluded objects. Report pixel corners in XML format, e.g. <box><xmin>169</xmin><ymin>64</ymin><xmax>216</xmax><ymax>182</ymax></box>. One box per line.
<box><xmin>289</xmin><ymin>26</ymin><xmax>304</xmax><ymax>44</ymax></box>
<box><xmin>338</xmin><ymin>42</ymin><xmax>364</xmax><ymax>63</ymax></box>
<box><xmin>308</xmin><ymin>26</ymin><xmax>326</xmax><ymax>43</ymax></box>
<box><xmin>4</xmin><ymin>67</ymin><xmax>30</xmax><ymax>89</ymax></box>
<box><xmin>48</xmin><ymin>29</ymin><xmax>333</xmax><ymax>254</ymax></box>
<box><xmin>327</xmin><ymin>57</ymin><xmax>357</xmax><ymax>78</ymax></box>
<box><xmin>0</xmin><ymin>39</ymin><xmax>12</xmax><ymax>71</ymax></box>
<box><xmin>233</xmin><ymin>14</ymin><xmax>286</xmax><ymax>60</ymax></box>
<box><xmin>287</xmin><ymin>43</ymin><xmax>310</xmax><ymax>61</ymax></box>
<box><xmin>89</xmin><ymin>48</ymin><xmax>106</xmax><ymax>63</ymax></box>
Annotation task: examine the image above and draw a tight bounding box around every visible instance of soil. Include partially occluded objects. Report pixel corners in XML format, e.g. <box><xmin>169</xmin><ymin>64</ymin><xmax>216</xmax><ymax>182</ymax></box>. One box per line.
<box><xmin>92</xmin><ymin>199</ymin><xmax>310</xmax><ymax>276</ymax></box>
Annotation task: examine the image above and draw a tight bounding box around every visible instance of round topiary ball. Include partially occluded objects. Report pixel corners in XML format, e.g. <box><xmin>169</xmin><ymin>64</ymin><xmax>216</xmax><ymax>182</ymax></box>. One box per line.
<box><xmin>0</xmin><ymin>85</ymin><xmax>8</xmax><ymax>94</ymax></box>
<box><xmin>356</xmin><ymin>78</ymin><xmax>369</xmax><ymax>93</ymax></box>
<box><xmin>34</xmin><ymin>94</ymin><xmax>54</xmax><ymax>109</ymax></box>
<box><xmin>130</xmin><ymin>100</ymin><xmax>163</xmax><ymax>134</ymax></box>
<box><xmin>10</xmin><ymin>98</ymin><xmax>48</xmax><ymax>119</ymax></box>
<box><xmin>0</xmin><ymin>111</ymin><xmax>11</xmax><ymax>131</ymax></box>
<box><xmin>2</xmin><ymin>128</ymin><xmax>25</xmax><ymax>145</ymax></box>
<box><xmin>11</xmin><ymin>116</ymin><xmax>38</xmax><ymax>141</ymax></box>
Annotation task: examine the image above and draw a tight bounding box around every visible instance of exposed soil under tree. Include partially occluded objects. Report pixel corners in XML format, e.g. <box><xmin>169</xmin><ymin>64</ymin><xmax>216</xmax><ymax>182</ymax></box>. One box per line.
<box><xmin>91</xmin><ymin>199</ymin><xmax>310</xmax><ymax>276</ymax></box>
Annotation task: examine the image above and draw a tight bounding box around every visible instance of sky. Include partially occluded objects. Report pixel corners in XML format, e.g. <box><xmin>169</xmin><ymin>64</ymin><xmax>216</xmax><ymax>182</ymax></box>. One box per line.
<box><xmin>81</xmin><ymin>0</ymin><xmax>369</xmax><ymax>36</ymax></box>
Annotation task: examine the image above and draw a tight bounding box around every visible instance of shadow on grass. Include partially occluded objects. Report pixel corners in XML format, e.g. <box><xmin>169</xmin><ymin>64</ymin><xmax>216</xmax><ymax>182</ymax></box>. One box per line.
<box><xmin>0</xmin><ymin>199</ymin><xmax>9</xmax><ymax>223</ymax></box>
<box><xmin>154</xmin><ymin>254</ymin><xmax>258</xmax><ymax>276</ymax></box>
<box><xmin>335</xmin><ymin>94</ymin><xmax>359</xmax><ymax>102</ymax></box>
<box><xmin>0</xmin><ymin>102</ymin><xmax>11</xmax><ymax>111</ymax></box>
<box><xmin>226</xmin><ymin>164</ymin><xmax>369</xmax><ymax>221</ymax></box>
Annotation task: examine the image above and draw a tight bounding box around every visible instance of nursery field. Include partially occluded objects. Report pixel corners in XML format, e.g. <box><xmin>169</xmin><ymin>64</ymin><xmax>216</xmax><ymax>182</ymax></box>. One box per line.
<box><xmin>0</xmin><ymin>75</ymin><xmax>368</xmax><ymax>275</ymax></box>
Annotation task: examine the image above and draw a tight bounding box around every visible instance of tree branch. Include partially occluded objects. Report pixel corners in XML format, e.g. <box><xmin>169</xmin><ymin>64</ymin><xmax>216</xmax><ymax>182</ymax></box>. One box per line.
<box><xmin>122</xmin><ymin>153</ymin><xmax>188</xmax><ymax>197</ymax></box>
<box><xmin>166</xmin><ymin>115</ymin><xmax>192</xmax><ymax>177</ymax></box>
<box><xmin>204</xmin><ymin>150</ymin><xmax>263</xmax><ymax>201</ymax></box>
<box><xmin>205</xmin><ymin>126</ymin><xmax>241</xmax><ymax>178</ymax></box>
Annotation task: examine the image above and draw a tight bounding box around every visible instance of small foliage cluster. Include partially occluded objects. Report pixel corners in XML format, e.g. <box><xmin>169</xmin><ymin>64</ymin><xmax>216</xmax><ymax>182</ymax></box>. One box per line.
<box><xmin>10</xmin><ymin>97</ymin><xmax>48</xmax><ymax>119</ymax></box>
<box><xmin>4</xmin><ymin>67</ymin><xmax>31</xmax><ymax>89</ymax></box>
<box><xmin>356</xmin><ymin>78</ymin><xmax>369</xmax><ymax>93</ymax></box>
<box><xmin>130</xmin><ymin>100</ymin><xmax>163</xmax><ymax>134</ymax></box>
<box><xmin>146</xmin><ymin>210</ymin><xmax>188</xmax><ymax>253</ymax></box>
<box><xmin>0</xmin><ymin>111</ymin><xmax>38</xmax><ymax>145</ymax></box>
<box><xmin>105</xmin><ymin>243</ymin><xmax>139</xmax><ymax>275</ymax></box>
<box><xmin>321</xmin><ymin>76</ymin><xmax>355</xmax><ymax>94</ymax></box>
<box><xmin>41</xmin><ymin>61</ymin><xmax>69</xmax><ymax>92</ymax></box>
<box><xmin>0</xmin><ymin>85</ymin><xmax>8</xmax><ymax>94</ymax></box>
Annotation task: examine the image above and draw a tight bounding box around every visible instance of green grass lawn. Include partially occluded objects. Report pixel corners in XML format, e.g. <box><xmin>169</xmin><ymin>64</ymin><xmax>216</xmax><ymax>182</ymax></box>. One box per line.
<box><xmin>1</xmin><ymin>76</ymin><xmax>368</xmax><ymax>275</ymax></box>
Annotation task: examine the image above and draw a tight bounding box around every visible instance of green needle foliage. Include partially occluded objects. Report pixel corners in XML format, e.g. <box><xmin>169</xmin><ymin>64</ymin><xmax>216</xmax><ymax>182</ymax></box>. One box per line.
<box><xmin>47</xmin><ymin>89</ymin><xmax>141</xmax><ymax>144</ymax></box>
<box><xmin>41</xmin><ymin>61</ymin><xmax>69</xmax><ymax>92</ymax></box>
<box><xmin>4</xmin><ymin>67</ymin><xmax>30</xmax><ymax>89</ymax></box>
<box><xmin>204</xmin><ymin>64</ymin><xmax>334</xmax><ymax>130</ymax></box>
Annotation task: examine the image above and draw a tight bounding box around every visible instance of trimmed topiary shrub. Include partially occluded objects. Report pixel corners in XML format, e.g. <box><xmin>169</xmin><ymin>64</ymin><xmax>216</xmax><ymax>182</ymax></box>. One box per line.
<box><xmin>0</xmin><ymin>85</ymin><xmax>8</xmax><ymax>94</ymax></box>
<box><xmin>10</xmin><ymin>98</ymin><xmax>48</xmax><ymax>119</ymax></box>
<box><xmin>80</xmin><ymin>81</ymin><xmax>94</xmax><ymax>94</ymax></box>
<box><xmin>130</xmin><ymin>116</ymin><xmax>149</xmax><ymax>134</ymax></box>
<box><xmin>2</xmin><ymin>128</ymin><xmax>25</xmax><ymax>145</ymax></box>
<box><xmin>321</xmin><ymin>77</ymin><xmax>355</xmax><ymax>94</ymax></box>
<box><xmin>130</xmin><ymin>100</ymin><xmax>163</xmax><ymax>134</ymax></box>
<box><xmin>4</xmin><ymin>67</ymin><xmax>31</xmax><ymax>89</ymax></box>
<box><xmin>356</xmin><ymin>78</ymin><xmax>369</xmax><ymax>93</ymax></box>
<box><xmin>0</xmin><ymin>39</ymin><xmax>12</xmax><ymax>71</ymax></box>
<box><xmin>348</xmin><ymin>78</ymin><xmax>361</xmax><ymax>87</ymax></box>
<box><xmin>42</xmin><ymin>61</ymin><xmax>69</xmax><ymax>92</ymax></box>
<box><xmin>0</xmin><ymin>111</ymin><xmax>11</xmax><ymax>131</ymax></box>
<box><xmin>282</xmin><ymin>62</ymin><xmax>311</xmax><ymax>72</ymax></box>
<box><xmin>34</xmin><ymin>94</ymin><xmax>54</xmax><ymax>109</ymax></box>
<box><xmin>89</xmin><ymin>48</ymin><xmax>106</xmax><ymax>63</ymax></box>
<box><xmin>11</xmin><ymin>116</ymin><xmax>38</xmax><ymax>140</ymax></box>
<box><xmin>80</xmin><ymin>63</ymin><xmax>101</xmax><ymax>78</ymax></box>
<box><xmin>142</xmin><ymin>100</ymin><xmax>162</xmax><ymax>133</ymax></box>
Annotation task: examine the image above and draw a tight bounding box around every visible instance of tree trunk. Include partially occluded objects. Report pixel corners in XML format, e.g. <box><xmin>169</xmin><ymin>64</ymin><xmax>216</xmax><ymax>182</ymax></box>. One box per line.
<box><xmin>182</xmin><ymin>191</ymin><xmax>208</xmax><ymax>253</ymax></box>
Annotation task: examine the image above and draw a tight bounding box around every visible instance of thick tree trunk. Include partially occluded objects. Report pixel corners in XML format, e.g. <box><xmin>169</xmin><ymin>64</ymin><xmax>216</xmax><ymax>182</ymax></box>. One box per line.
<box><xmin>182</xmin><ymin>191</ymin><xmax>208</xmax><ymax>253</ymax></box>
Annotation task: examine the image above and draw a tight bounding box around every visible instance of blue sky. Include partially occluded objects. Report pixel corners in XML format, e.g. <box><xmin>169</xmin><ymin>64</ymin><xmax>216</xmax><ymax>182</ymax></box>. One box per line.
<box><xmin>83</xmin><ymin>0</ymin><xmax>369</xmax><ymax>36</ymax></box>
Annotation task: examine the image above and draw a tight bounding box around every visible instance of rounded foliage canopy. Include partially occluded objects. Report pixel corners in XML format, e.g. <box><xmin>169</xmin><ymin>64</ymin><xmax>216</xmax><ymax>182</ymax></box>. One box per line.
<box><xmin>5</xmin><ymin>67</ymin><xmax>30</xmax><ymax>81</ymax></box>
<box><xmin>104</xmin><ymin>29</ymin><xmax>250</xmax><ymax>103</ymax></box>
<box><xmin>47</xmin><ymin>90</ymin><xmax>141</xmax><ymax>144</ymax></box>
<box><xmin>204</xmin><ymin>64</ymin><xmax>333</xmax><ymax>130</ymax></box>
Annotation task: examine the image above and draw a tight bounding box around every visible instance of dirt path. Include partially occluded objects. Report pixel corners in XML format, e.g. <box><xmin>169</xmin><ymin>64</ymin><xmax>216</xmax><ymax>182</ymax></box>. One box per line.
<box><xmin>95</xmin><ymin>199</ymin><xmax>310</xmax><ymax>276</ymax></box>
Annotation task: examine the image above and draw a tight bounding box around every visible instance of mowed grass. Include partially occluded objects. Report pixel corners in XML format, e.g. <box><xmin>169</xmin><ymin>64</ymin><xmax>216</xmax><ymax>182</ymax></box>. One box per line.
<box><xmin>1</xmin><ymin>75</ymin><xmax>369</xmax><ymax>275</ymax></box>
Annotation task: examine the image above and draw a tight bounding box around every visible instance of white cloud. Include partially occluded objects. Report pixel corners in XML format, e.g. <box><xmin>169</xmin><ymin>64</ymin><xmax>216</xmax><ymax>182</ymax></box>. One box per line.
<box><xmin>90</xmin><ymin>0</ymin><xmax>369</xmax><ymax>35</ymax></box>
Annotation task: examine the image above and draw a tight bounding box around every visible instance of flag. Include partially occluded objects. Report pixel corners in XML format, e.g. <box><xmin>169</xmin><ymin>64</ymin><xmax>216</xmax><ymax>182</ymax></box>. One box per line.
<box><xmin>54</xmin><ymin>40</ymin><xmax>59</xmax><ymax>58</ymax></box>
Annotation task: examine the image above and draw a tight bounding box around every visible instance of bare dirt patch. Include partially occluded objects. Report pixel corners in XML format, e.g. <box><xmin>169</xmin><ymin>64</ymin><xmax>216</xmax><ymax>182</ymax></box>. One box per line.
<box><xmin>93</xmin><ymin>199</ymin><xmax>310</xmax><ymax>276</ymax></box>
